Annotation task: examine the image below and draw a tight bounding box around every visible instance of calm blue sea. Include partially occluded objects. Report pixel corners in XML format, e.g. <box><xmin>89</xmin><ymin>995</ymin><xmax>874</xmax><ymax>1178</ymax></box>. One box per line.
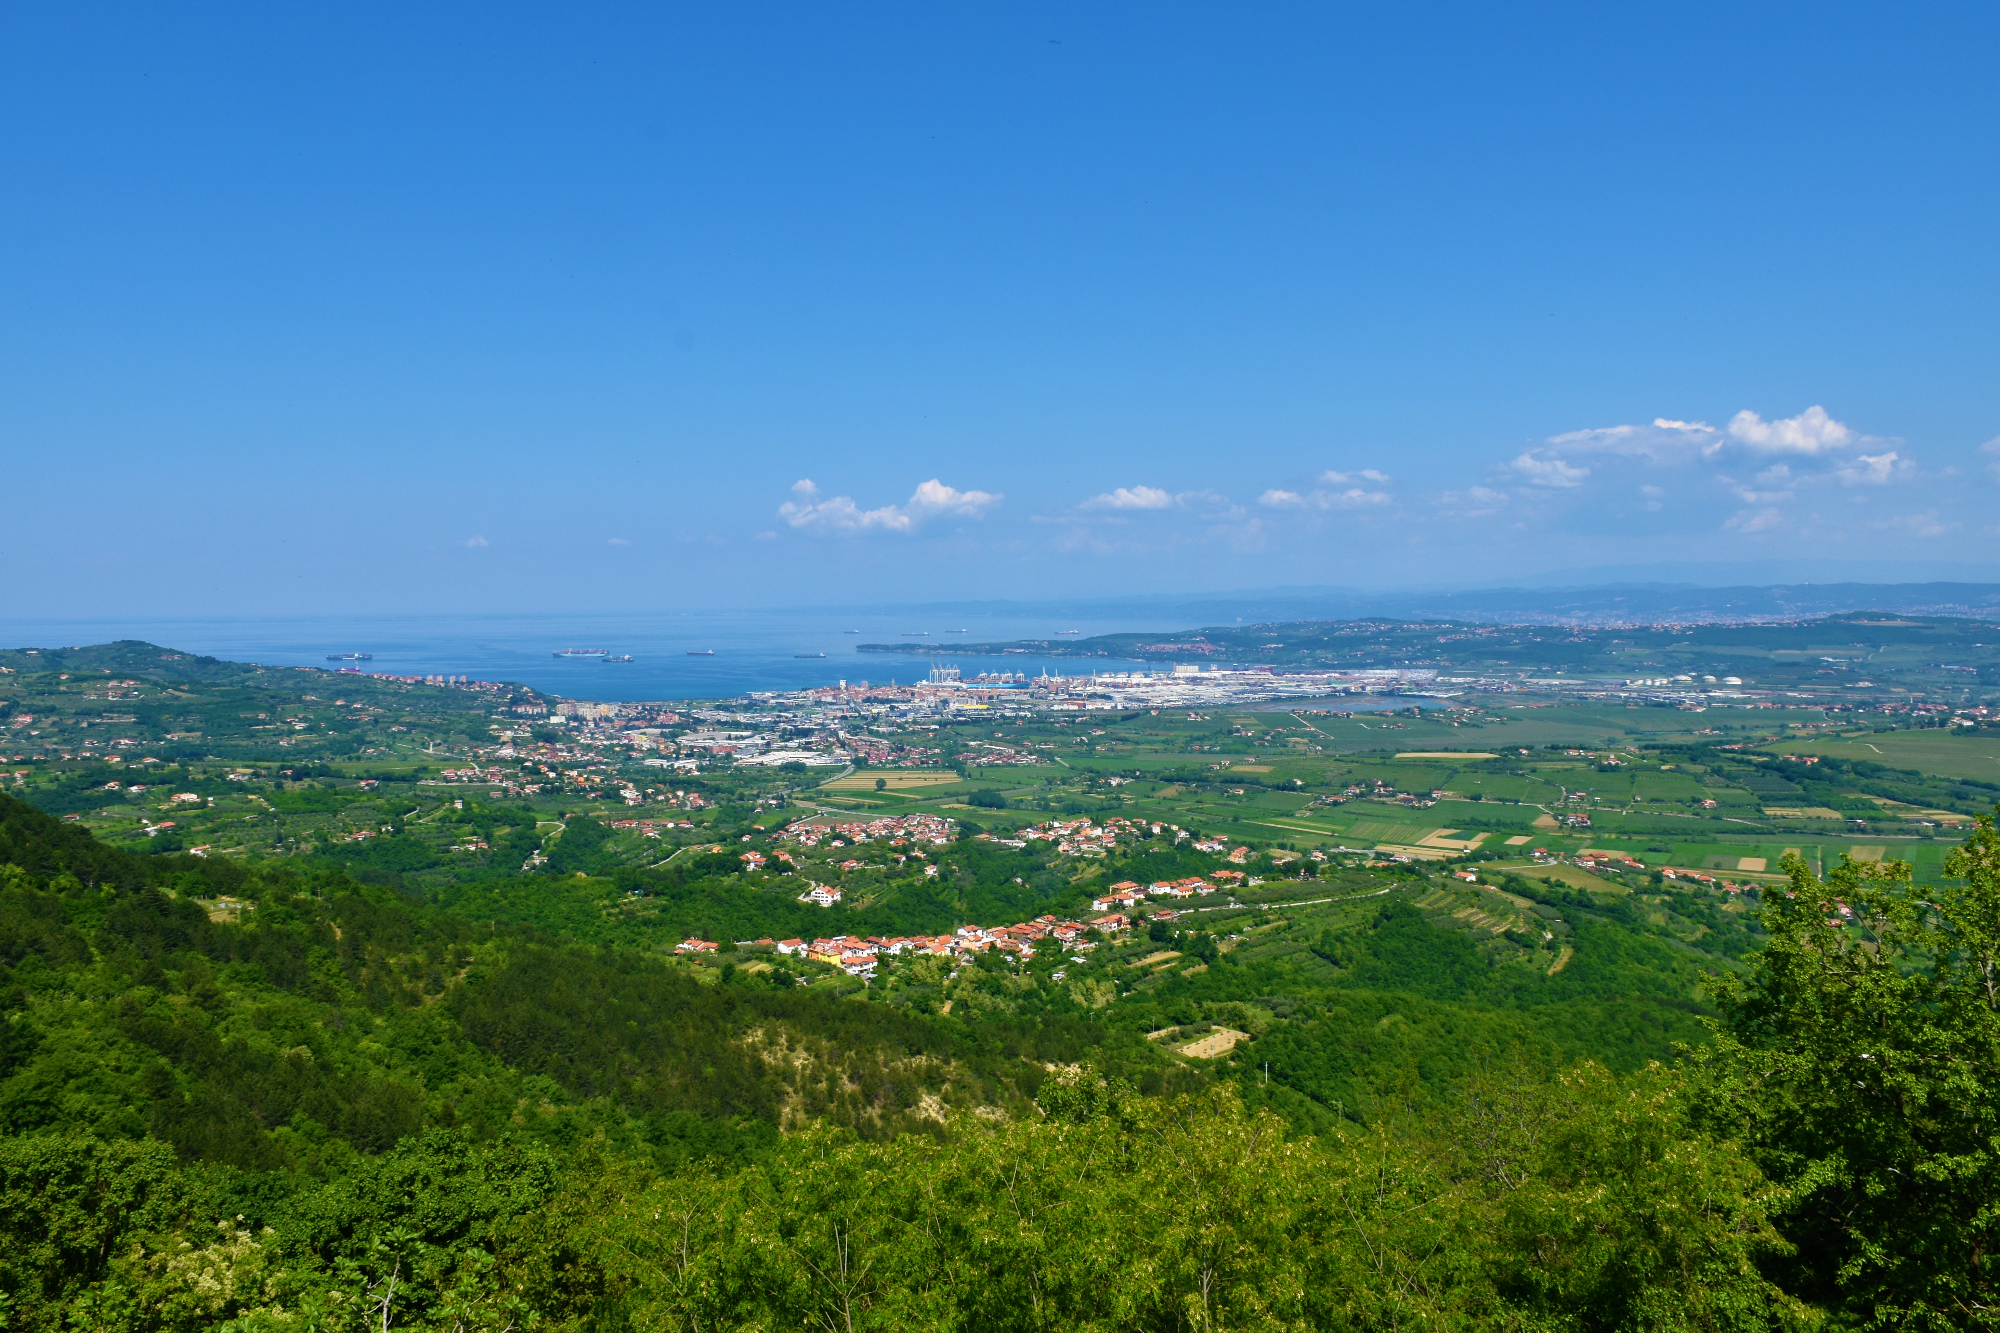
<box><xmin>0</xmin><ymin>609</ymin><xmax>1183</xmax><ymax>703</ymax></box>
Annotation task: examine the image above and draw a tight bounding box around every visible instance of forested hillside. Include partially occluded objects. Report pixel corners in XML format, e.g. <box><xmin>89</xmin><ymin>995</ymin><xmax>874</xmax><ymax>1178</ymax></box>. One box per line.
<box><xmin>3</xmin><ymin>782</ymin><xmax>1999</xmax><ymax>1327</ymax></box>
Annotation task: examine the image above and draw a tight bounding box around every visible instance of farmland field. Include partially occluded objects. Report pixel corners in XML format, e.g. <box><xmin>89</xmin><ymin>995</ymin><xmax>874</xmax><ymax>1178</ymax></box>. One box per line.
<box><xmin>1757</xmin><ymin>730</ymin><xmax>2000</xmax><ymax>783</ymax></box>
<box><xmin>822</xmin><ymin>770</ymin><xmax>963</xmax><ymax>789</ymax></box>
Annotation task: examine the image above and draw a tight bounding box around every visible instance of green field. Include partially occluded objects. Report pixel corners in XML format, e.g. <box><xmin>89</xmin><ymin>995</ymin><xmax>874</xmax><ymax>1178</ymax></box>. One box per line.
<box><xmin>1758</xmin><ymin>729</ymin><xmax>2000</xmax><ymax>783</ymax></box>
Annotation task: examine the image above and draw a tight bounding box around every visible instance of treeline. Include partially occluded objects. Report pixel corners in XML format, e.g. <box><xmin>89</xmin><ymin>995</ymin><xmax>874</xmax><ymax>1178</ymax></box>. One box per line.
<box><xmin>1673</xmin><ymin>745</ymin><xmax>2000</xmax><ymax>818</ymax></box>
<box><xmin>1757</xmin><ymin>751</ymin><xmax>2000</xmax><ymax>815</ymax></box>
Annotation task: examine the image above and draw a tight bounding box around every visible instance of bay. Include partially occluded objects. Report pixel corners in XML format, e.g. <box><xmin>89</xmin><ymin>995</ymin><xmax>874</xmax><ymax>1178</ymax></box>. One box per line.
<box><xmin>0</xmin><ymin>608</ymin><xmax>1184</xmax><ymax>702</ymax></box>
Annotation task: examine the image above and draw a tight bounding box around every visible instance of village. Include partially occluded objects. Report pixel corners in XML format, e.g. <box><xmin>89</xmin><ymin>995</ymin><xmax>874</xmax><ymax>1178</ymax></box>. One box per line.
<box><xmin>674</xmin><ymin>909</ymin><xmax>1136</xmax><ymax>980</ymax></box>
<box><xmin>668</xmin><ymin>809</ymin><xmax>1276</xmax><ymax>980</ymax></box>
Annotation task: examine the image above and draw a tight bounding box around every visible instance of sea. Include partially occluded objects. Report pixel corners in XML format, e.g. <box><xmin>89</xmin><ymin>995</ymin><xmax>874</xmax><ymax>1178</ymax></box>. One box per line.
<box><xmin>0</xmin><ymin>608</ymin><xmax>1444</xmax><ymax>712</ymax></box>
<box><xmin>0</xmin><ymin>609</ymin><xmax>1161</xmax><ymax>703</ymax></box>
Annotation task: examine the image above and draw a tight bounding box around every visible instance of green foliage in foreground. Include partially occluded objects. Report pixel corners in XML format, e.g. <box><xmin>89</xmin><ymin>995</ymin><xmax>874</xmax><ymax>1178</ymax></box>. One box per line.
<box><xmin>1</xmin><ymin>1069</ymin><xmax>1812</xmax><ymax>1333</ymax></box>
<box><xmin>1694</xmin><ymin>815</ymin><xmax>2000</xmax><ymax>1327</ymax></box>
<box><xmin>10</xmin><ymin>780</ymin><xmax>2000</xmax><ymax>1328</ymax></box>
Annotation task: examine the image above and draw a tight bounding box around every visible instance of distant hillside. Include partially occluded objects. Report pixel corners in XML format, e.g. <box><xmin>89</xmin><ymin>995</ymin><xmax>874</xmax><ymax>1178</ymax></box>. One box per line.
<box><xmin>862</xmin><ymin>612</ymin><xmax>2000</xmax><ymax>693</ymax></box>
<box><xmin>851</xmin><ymin>581</ymin><xmax>2000</xmax><ymax>629</ymax></box>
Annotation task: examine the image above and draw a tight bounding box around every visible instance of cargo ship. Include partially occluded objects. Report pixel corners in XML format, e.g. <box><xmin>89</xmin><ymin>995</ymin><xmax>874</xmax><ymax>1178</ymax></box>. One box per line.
<box><xmin>552</xmin><ymin>648</ymin><xmax>611</xmax><ymax>658</ymax></box>
<box><xmin>794</xmin><ymin>652</ymin><xmax>826</xmax><ymax>659</ymax></box>
<box><xmin>325</xmin><ymin>652</ymin><xmax>374</xmax><ymax>661</ymax></box>
<box><xmin>687</xmin><ymin>649</ymin><xmax>715</xmax><ymax>656</ymax></box>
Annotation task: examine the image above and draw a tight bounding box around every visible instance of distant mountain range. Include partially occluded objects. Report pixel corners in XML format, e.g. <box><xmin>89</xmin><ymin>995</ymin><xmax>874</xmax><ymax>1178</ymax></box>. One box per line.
<box><xmin>827</xmin><ymin>582</ymin><xmax>2000</xmax><ymax>628</ymax></box>
<box><xmin>1318</xmin><ymin>581</ymin><xmax>2000</xmax><ymax>626</ymax></box>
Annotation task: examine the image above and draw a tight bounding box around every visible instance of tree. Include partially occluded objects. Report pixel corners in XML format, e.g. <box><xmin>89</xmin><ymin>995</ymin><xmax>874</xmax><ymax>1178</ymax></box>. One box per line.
<box><xmin>1696</xmin><ymin>812</ymin><xmax>2000</xmax><ymax>1325</ymax></box>
<box><xmin>0</xmin><ymin>1135</ymin><xmax>190</xmax><ymax>1328</ymax></box>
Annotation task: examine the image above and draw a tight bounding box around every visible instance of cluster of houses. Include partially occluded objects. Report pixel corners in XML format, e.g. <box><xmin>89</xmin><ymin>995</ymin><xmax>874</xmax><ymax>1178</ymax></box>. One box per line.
<box><xmin>1197</xmin><ymin>838</ymin><xmax>1255</xmax><ymax>864</ymax></box>
<box><xmin>960</xmin><ymin>738</ymin><xmax>1049</xmax><ymax>765</ymax></box>
<box><xmin>679</xmin><ymin>911</ymin><xmax>1138</xmax><ymax>977</ymax></box>
<box><xmin>1661</xmin><ymin>866</ymin><xmax>1752</xmax><ymax>892</ymax></box>
<box><xmin>846</xmin><ymin>736</ymin><xmax>945</xmax><ymax>766</ymax></box>
<box><xmin>607</xmin><ymin>817</ymin><xmax>701</xmax><ymax>839</ymax></box>
<box><xmin>1576</xmin><ymin>851</ymin><xmax>1646</xmax><ymax>874</ymax></box>
<box><xmin>784</xmin><ymin>813</ymin><xmax>955</xmax><ymax>851</ymax></box>
<box><xmin>998</xmin><ymin>815</ymin><xmax>1203</xmax><ymax>857</ymax></box>
<box><xmin>1313</xmin><ymin>780</ymin><xmax>1446</xmax><ymax>810</ymax></box>
<box><xmin>1560</xmin><ymin>848</ymin><xmax>1787</xmax><ymax>899</ymax></box>
<box><xmin>974</xmin><ymin>818</ymin><xmax>1257</xmax><ymax>865</ymax></box>
<box><xmin>436</xmin><ymin>765</ymin><xmax>509</xmax><ymax>784</ymax></box>
<box><xmin>1087</xmin><ymin>872</ymin><xmax>1244</xmax><ymax>912</ymax></box>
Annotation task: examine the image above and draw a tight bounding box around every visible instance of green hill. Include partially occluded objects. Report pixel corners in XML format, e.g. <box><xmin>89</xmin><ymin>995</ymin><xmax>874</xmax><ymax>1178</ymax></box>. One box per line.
<box><xmin>2</xmin><ymin>770</ymin><xmax>1997</xmax><ymax>1326</ymax></box>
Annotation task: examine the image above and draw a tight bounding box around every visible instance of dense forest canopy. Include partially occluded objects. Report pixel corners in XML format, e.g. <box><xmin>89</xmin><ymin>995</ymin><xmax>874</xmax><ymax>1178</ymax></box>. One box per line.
<box><xmin>2</xmin><ymin>780</ymin><xmax>1998</xmax><ymax>1328</ymax></box>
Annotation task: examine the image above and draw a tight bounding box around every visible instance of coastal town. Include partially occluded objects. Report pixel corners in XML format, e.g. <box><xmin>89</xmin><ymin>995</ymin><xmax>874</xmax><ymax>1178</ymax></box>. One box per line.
<box><xmin>345</xmin><ymin>647</ymin><xmax>1977</xmax><ymax>799</ymax></box>
<box><xmin>5</xmin><ymin>626</ymin><xmax>1991</xmax><ymax>933</ymax></box>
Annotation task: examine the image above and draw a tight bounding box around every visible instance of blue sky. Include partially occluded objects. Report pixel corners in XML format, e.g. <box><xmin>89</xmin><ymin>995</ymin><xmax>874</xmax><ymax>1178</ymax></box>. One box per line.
<box><xmin>4</xmin><ymin>2</ymin><xmax>1998</xmax><ymax>617</ymax></box>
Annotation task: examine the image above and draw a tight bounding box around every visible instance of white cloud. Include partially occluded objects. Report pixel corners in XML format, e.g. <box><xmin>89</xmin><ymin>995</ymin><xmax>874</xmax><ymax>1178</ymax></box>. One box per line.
<box><xmin>781</xmin><ymin>493</ymin><xmax>910</xmax><ymax>534</ymax></box>
<box><xmin>465</xmin><ymin>535</ymin><xmax>489</xmax><ymax>548</ymax></box>
<box><xmin>1835</xmin><ymin>450</ymin><xmax>1908</xmax><ymax>486</ymax></box>
<box><xmin>907</xmin><ymin>478</ymin><xmax>1002</xmax><ymax>518</ymax></box>
<box><xmin>1260</xmin><ymin>484</ymin><xmax>1391</xmax><ymax>510</ymax></box>
<box><xmin>1470</xmin><ymin>406</ymin><xmax>1903</xmax><ymax>517</ymax></box>
<box><xmin>778</xmin><ymin>477</ymin><xmax>1001</xmax><ymax>535</ymax></box>
<box><xmin>1723</xmin><ymin>507</ymin><xmax>1785</xmax><ymax>535</ymax></box>
<box><xmin>1726</xmin><ymin>405</ymin><xmax>1854</xmax><ymax>455</ymax></box>
<box><xmin>1509</xmin><ymin>451</ymin><xmax>1589</xmax><ymax>488</ymax></box>
<box><xmin>607</xmin><ymin>537</ymin><xmax>630</xmax><ymax>546</ymax></box>
<box><xmin>1319</xmin><ymin>468</ymin><xmax>1390</xmax><ymax>485</ymax></box>
<box><xmin>1521</xmin><ymin>408</ymin><xmax>1869</xmax><ymax>477</ymax></box>
<box><xmin>1545</xmin><ymin>418</ymin><xmax>1716</xmax><ymax>463</ymax></box>
<box><xmin>1082</xmin><ymin>485</ymin><xmax>1176</xmax><ymax>511</ymax></box>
